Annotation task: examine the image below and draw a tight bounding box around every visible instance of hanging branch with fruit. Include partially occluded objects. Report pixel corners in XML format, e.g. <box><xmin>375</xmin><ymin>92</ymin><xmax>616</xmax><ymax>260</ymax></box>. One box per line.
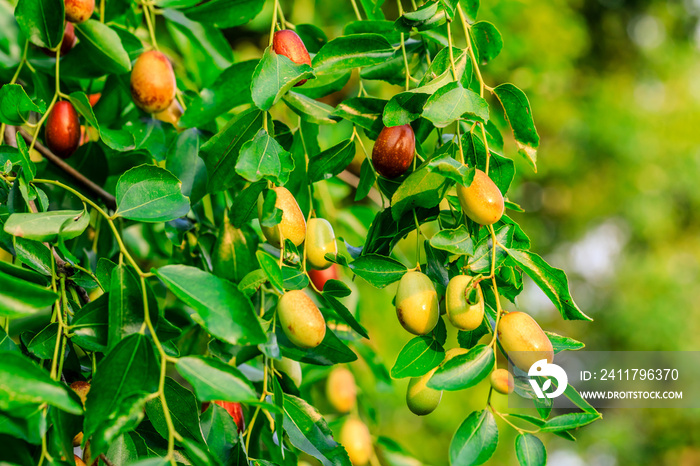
<box><xmin>0</xmin><ymin>0</ymin><xmax>600</xmax><ymax>465</ymax></box>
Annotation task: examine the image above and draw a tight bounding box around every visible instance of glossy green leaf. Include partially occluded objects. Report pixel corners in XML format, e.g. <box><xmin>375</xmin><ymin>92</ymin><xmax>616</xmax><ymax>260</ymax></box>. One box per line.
<box><xmin>235</xmin><ymin>129</ymin><xmax>294</xmax><ymax>185</ymax></box>
<box><xmin>493</xmin><ymin>83</ymin><xmax>539</xmax><ymax>171</ymax></box>
<box><xmin>320</xmin><ymin>293</ymin><xmax>369</xmax><ymax>339</ymax></box>
<box><xmin>251</xmin><ymin>47</ymin><xmax>314</xmax><ymax>111</ymax></box>
<box><xmin>427</xmin><ymin>151</ymin><xmax>475</xmax><ymax>186</ymax></box>
<box><xmin>308</xmin><ymin>138</ymin><xmax>355</xmax><ymax>183</ymax></box>
<box><xmin>505</xmin><ymin>249</ymin><xmax>591</xmax><ymax>321</ymax></box>
<box><xmin>75</xmin><ymin>20</ymin><xmax>132</xmax><ymax>74</ymax></box>
<box><xmin>166</xmin><ymin>128</ymin><xmax>208</xmax><ymax>206</ymax></box>
<box><xmin>27</xmin><ymin>322</ymin><xmax>58</xmax><ymax>359</ymax></box>
<box><xmin>0</xmin><ymin>84</ymin><xmax>45</xmax><ymax>125</ymax></box>
<box><xmin>449</xmin><ymin>410</ymin><xmax>498</xmax><ymax>466</ymax></box>
<box><xmin>349</xmin><ymin>254</ymin><xmax>407</xmax><ymax>288</ymax></box>
<box><xmin>429</xmin><ymin>225</ymin><xmax>475</xmax><ymax>255</ymax></box>
<box><xmin>546</xmin><ymin>331</ymin><xmax>585</xmax><ymax>354</ymax></box>
<box><xmin>278</xmin><ymin>326</ymin><xmax>357</xmax><ymax>365</ymax></box>
<box><xmin>461</xmin><ymin>0</ymin><xmax>480</xmax><ymax>23</ymax></box>
<box><xmin>0</xmin><ymin>270</ymin><xmax>57</xmax><ymax>318</ymax></box>
<box><xmin>457</xmin><ymin>322</ymin><xmax>489</xmax><ymax>349</ymax></box>
<box><xmin>539</xmin><ymin>413</ymin><xmax>601</xmax><ymax>432</ymax></box>
<box><xmin>294</xmin><ymin>71</ymin><xmax>352</xmax><ymax>99</ymax></box>
<box><xmin>176</xmin><ymin>356</ymin><xmax>257</xmax><ymax>402</ymax></box>
<box><xmin>108</xmin><ymin>264</ymin><xmax>157</xmax><ymax>350</ymax></box>
<box><xmin>344</xmin><ymin>20</ymin><xmax>401</xmax><ymax>43</ymax></box>
<box><xmin>14</xmin><ymin>0</ymin><xmax>64</xmax><ymax>48</ymax></box>
<box><xmin>283</xmin><ymin>92</ymin><xmax>338</xmax><ymax>125</ymax></box>
<box><xmin>154</xmin><ymin>264</ymin><xmax>266</xmax><ymax>345</ymax></box>
<box><xmin>312</xmin><ymin>34</ymin><xmax>394</xmax><ymax>73</ymax></box>
<box><xmin>3</xmin><ymin>208</ymin><xmax>89</xmax><ymax>242</ymax></box>
<box><xmin>114</xmin><ymin>165</ymin><xmax>190</xmax><ymax>222</ymax></box>
<box><xmin>332</xmin><ymin>97</ymin><xmax>387</xmax><ymax>139</ymax></box>
<box><xmin>71</xmin><ymin>293</ymin><xmax>109</xmax><ymax>352</ymax></box>
<box><xmin>515</xmin><ymin>434</ymin><xmax>546</xmax><ymax>466</ymax></box>
<box><xmin>471</xmin><ymin>21</ymin><xmax>503</xmax><ymax>64</ymax></box>
<box><xmin>391</xmin><ymin>336</ymin><xmax>444</xmax><ymax>379</ymax></box>
<box><xmin>212</xmin><ymin>221</ymin><xmax>257</xmax><ymax>283</ymax></box>
<box><xmin>182</xmin><ymin>0</ymin><xmax>265</xmax><ymax>28</ymax></box>
<box><xmin>201</xmin><ymin>403</ymin><xmax>240</xmax><ymax>462</ymax></box>
<box><xmin>390</xmin><ymin>163</ymin><xmax>453</xmax><ymax>221</ymax></box>
<box><xmin>428</xmin><ymin>344</ymin><xmax>494</xmax><ymax>390</ymax></box>
<box><xmin>0</xmin><ymin>351</ymin><xmax>81</xmax><ymax>414</ymax></box>
<box><xmin>295</xmin><ymin>23</ymin><xmax>328</xmax><ymax>53</ymax></box>
<box><xmin>145</xmin><ymin>377</ymin><xmax>205</xmax><ymax>445</ymax></box>
<box><xmin>422</xmin><ymin>82</ymin><xmax>489</xmax><ymax>127</ymax></box>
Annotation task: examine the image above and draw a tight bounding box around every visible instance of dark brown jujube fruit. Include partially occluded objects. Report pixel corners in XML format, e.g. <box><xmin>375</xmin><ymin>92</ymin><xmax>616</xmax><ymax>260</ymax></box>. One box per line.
<box><xmin>371</xmin><ymin>125</ymin><xmax>416</xmax><ymax>178</ymax></box>
<box><xmin>272</xmin><ymin>30</ymin><xmax>311</xmax><ymax>86</ymax></box>
<box><xmin>45</xmin><ymin>101</ymin><xmax>81</xmax><ymax>159</ymax></box>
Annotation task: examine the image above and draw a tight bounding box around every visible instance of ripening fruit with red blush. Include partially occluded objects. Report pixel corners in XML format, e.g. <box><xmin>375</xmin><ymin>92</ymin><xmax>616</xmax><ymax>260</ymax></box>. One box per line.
<box><xmin>42</xmin><ymin>22</ymin><xmax>76</xmax><ymax>57</ymax></box>
<box><xmin>88</xmin><ymin>93</ymin><xmax>101</xmax><ymax>107</ymax></box>
<box><xmin>213</xmin><ymin>400</ymin><xmax>245</xmax><ymax>433</ymax></box>
<box><xmin>45</xmin><ymin>101</ymin><xmax>81</xmax><ymax>159</ymax></box>
<box><xmin>74</xmin><ymin>455</ymin><xmax>87</xmax><ymax>466</ymax></box>
<box><xmin>130</xmin><ymin>51</ymin><xmax>177</xmax><ymax>113</ymax></box>
<box><xmin>272</xmin><ymin>29</ymin><xmax>311</xmax><ymax>86</ymax></box>
<box><xmin>308</xmin><ymin>264</ymin><xmax>338</xmax><ymax>292</ymax></box>
<box><xmin>371</xmin><ymin>125</ymin><xmax>415</xmax><ymax>178</ymax></box>
<box><xmin>65</xmin><ymin>0</ymin><xmax>95</xmax><ymax>23</ymax></box>
<box><xmin>490</xmin><ymin>368</ymin><xmax>515</xmax><ymax>395</ymax></box>
<box><xmin>278</xmin><ymin>290</ymin><xmax>326</xmax><ymax>348</ymax></box>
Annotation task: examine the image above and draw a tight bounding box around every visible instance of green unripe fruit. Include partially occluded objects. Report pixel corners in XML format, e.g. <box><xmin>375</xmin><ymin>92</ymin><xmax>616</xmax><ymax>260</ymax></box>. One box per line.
<box><xmin>497</xmin><ymin>311</ymin><xmax>554</xmax><ymax>371</ymax></box>
<box><xmin>371</xmin><ymin>125</ymin><xmax>415</xmax><ymax>178</ymax></box>
<box><xmin>490</xmin><ymin>368</ymin><xmax>514</xmax><ymax>395</ymax></box>
<box><xmin>446</xmin><ymin>275</ymin><xmax>484</xmax><ymax>331</ymax></box>
<box><xmin>306</xmin><ymin>218</ymin><xmax>337</xmax><ymax>270</ymax></box>
<box><xmin>326</xmin><ymin>366</ymin><xmax>356</xmax><ymax>413</ymax></box>
<box><xmin>273</xmin><ymin>357</ymin><xmax>302</xmax><ymax>387</ymax></box>
<box><xmin>130</xmin><ymin>51</ymin><xmax>176</xmax><ymax>113</ymax></box>
<box><xmin>406</xmin><ymin>367</ymin><xmax>442</xmax><ymax>416</ymax></box>
<box><xmin>259</xmin><ymin>187</ymin><xmax>307</xmax><ymax>247</ymax></box>
<box><xmin>278</xmin><ymin>290</ymin><xmax>326</xmax><ymax>348</ymax></box>
<box><xmin>340</xmin><ymin>418</ymin><xmax>373</xmax><ymax>466</ymax></box>
<box><xmin>395</xmin><ymin>272</ymin><xmax>439</xmax><ymax>335</ymax></box>
<box><xmin>456</xmin><ymin>169</ymin><xmax>504</xmax><ymax>225</ymax></box>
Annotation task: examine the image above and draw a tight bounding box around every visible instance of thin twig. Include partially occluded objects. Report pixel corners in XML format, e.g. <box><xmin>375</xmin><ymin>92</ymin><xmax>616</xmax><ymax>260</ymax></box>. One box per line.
<box><xmin>336</xmin><ymin>169</ymin><xmax>382</xmax><ymax>206</ymax></box>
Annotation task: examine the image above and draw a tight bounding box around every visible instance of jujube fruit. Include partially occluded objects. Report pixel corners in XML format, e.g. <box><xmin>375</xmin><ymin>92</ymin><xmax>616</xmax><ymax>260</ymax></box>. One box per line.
<box><xmin>45</xmin><ymin>101</ymin><xmax>81</xmax><ymax>159</ymax></box>
<box><xmin>74</xmin><ymin>455</ymin><xmax>86</xmax><ymax>466</ymax></box>
<box><xmin>340</xmin><ymin>418</ymin><xmax>373</xmax><ymax>466</ymax></box>
<box><xmin>155</xmin><ymin>99</ymin><xmax>183</xmax><ymax>128</ymax></box>
<box><xmin>490</xmin><ymin>368</ymin><xmax>514</xmax><ymax>395</ymax></box>
<box><xmin>406</xmin><ymin>367</ymin><xmax>442</xmax><ymax>416</ymax></box>
<box><xmin>395</xmin><ymin>271</ymin><xmax>438</xmax><ymax>335</ymax></box>
<box><xmin>456</xmin><ymin>169</ymin><xmax>504</xmax><ymax>225</ymax></box>
<box><xmin>213</xmin><ymin>400</ymin><xmax>245</xmax><ymax>433</ymax></box>
<box><xmin>273</xmin><ymin>357</ymin><xmax>303</xmax><ymax>387</ymax></box>
<box><xmin>88</xmin><ymin>93</ymin><xmax>101</xmax><ymax>107</ymax></box>
<box><xmin>277</xmin><ymin>290</ymin><xmax>326</xmax><ymax>348</ymax></box>
<box><xmin>272</xmin><ymin>30</ymin><xmax>311</xmax><ymax>86</ymax></box>
<box><xmin>371</xmin><ymin>125</ymin><xmax>415</xmax><ymax>178</ymax></box>
<box><xmin>42</xmin><ymin>22</ymin><xmax>76</xmax><ymax>56</ymax></box>
<box><xmin>308</xmin><ymin>264</ymin><xmax>338</xmax><ymax>292</ymax></box>
<box><xmin>325</xmin><ymin>366</ymin><xmax>356</xmax><ymax>413</ymax></box>
<box><xmin>445</xmin><ymin>275</ymin><xmax>484</xmax><ymax>331</ymax></box>
<box><xmin>259</xmin><ymin>187</ymin><xmax>307</xmax><ymax>247</ymax></box>
<box><xmin>70</xmin><ymin>381</ymin><xmax>90</xmax><ymax>446</ymax></box>
<box><xmin>497</xmin><ymin>311</ymin><xmax>553</xmax><ymax>371</ymax></box>
<box><xmin>306</xmin><ymin>218</ymin><xmax>337</xmax><ymax>270</ymax></box>
<box><xmin>65</xmin><ymin>0</ymin><xmax>94</xmax><ymax>23</ymax></box>
<box><xmin>130</xmin><ymin>51</ymin><xmax>177</xmax><ymax>113</ymax></box>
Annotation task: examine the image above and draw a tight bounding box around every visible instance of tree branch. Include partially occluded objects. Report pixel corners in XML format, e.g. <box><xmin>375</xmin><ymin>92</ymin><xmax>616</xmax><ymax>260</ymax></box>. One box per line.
<box><xmin>337</xmin><ymin>169</ymin><xmax>383</xmax><ymax>207</ymax></box>
<box><xmin>15</xmin><ymin>127</ymin><xmax>117</xmax><ymax>210</ymax></box>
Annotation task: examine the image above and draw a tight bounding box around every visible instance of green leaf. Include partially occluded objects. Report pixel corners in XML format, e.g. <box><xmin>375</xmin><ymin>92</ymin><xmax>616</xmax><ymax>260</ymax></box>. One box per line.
<box><xmin>539</xmin><ymin>413</ymin><xmax>601</xmax><ymax>432</ymax></box>
<box><xmin>307</xmin><ymin>139</ymin><xmax>356</xmax><ymax>183</ymax></box>
<box><xmin>278</xmin><ymin>326</ymin><xmax>357</xmax><ymax>365</ymax></box>
<box><xmin>515</xmin><ymin>434</ymin><xmax>546</xmax><ymax>466</ymax></box>
<box><xmin>154</xmin><ymin>264</ymin><xmax>266</xmax><ymax>345</ymax></box>
<box><xmin>460</xmin><ymin>0</ymin><xmax>480</xmax><ymax>23</ymax></box>
<box><xmin>182</xmin><ymin>0</ymin><xmax>265</xmax><ymax>28</ymax></box>
<box><xmin>71</xmin><ymin>293</ymin><xmax>109</xmax><ymax>352</ymax></box>
<box><xmin>145</xmin><ymin>377</ymin><xmax>205</xmax><ymax>445</ymax></box>
<box><xmin>397</xmin><ymin>1</ymin><xmax>447</xmax><ymax>31</ymax></box>
<box><xmin>355</xmin><ymin>159</ymin><xmax>377</xmax><ymax>202</ymax></box>
<box><xmin>166</xmin><ymin>128</ymin><xmax>208</xmax><ymax>206</ymax></box>
<box><xmin>390</xmin><ymin>163</ymin><xmax>453</xmax><ymax>221</ymax></box>
<box><xmin>0</xmin><ymin>351</ymin><xmax>82</xmax><ymax>414</ymax></box>
<box><xmin>390</xmin><ymin>336</ymin><xmax>444</xmax><ymax>379</ymax></box>
<box><xmin>283</xmin><ymin>92</ymin><xmax>339</xmax><ymax>125</ymax></box>
<box><xmin>74</xmin><ymin>20</ymin><xmax>132</xmax><ymax>74</ymax></box>
<box><xmin>256</xmin><ymin>250</ymin><xmax>284</xmax><ymax>291</ymax></box>
<box><xmin>0</xmin><ymin>84</ymin><xmax>45</xmax><ymax>125</ymax></box>
<box><xmin>468</xmin><ymin>224</ymin><xmax>512</xmax><ymax>273</ymax></box>
<box><xmin>428</xmin><ymin>344</ymin><xmax>493</xmax><ymax>391</ymax></box>
<box><xmin>212</xmin><ymin>221</ymin><xmax>257</xmax><ymax>283</ymax></box>
<box><xmin>108</xmin><ymin>265</ymin><xmax>157</xmax><ymax>350</ymax></box>
<box><xmin>320</xmin><ymin>294</ymin><xmax>369</xmax><ymax>339</ymax></box>
<box><xmin>295</xmin><ymin>23</ymin><xmax>328</xmax><ymax>53</ymax></box>
<box><xmin>27</xmin><ymin>322</ymin><xmax>58</xmax><ymax>359</ymax></box>
<box><xmin>312</xmin><ymin>34</ymin><xmax>394</xmax><ymax>73</ymax></box>
<box><xmin>201</xmin><ymin>108</ymin><xmax>264</xmax><ymax>193</ymax></box>
<box><xmin>546</xmin><ymin>331</ymin><xmax>585</xmax><ymax>354</ymax></box>
<box><xmin>14</xmin><ymin>0</ymin><xmax>64</xmax><ymax>48</ymax></box>
<box><xmin>294</xmin><ymin>71</ymin><xmax>352</xmax><ymax>100</ymax></box>
<box><xmin>114</xmin><ymin>165</ymin><xmax>190</xmax><ymax>223</ymax></box>
<box><xmin>251</xmin><ymin>47</ymin><xmax>314</xmax><ymax>111</ymax></box>
<box><xmin>344</xmin><ymin>20</ymin><xmax>401</xmax><ymax>43</ymax></box>
<box><xmin>201</xmin><ymin>403</ymin><xmax>240</xmax><ymax>462</ymax></box>
<box><xmin>179</xmin><ymin>60</ymin><xmax>257</xmax><ymax>128</ymax></box>
<box><xmin>176</xmin><ymin>356</ymin><xmax>257</xmax><ymax>403</ymax></box>
<box><xmin>235</xmin><ymin>129</ymin><xmax>294</xmax><ymax>185</ymax></box>
<box><xmin>505</xmin><ymin>249</ymin><xmax>591</xmax><ymax>321</ymax></box>
<box><xmin>3</xmin><ymin>208</ymin><xmax>89</xmax><ymax>242</ymax></box>
<box><xmin>0</xmin><ymin>271</ymin><xmax>57</xmax><ymax>318</ymax></box>
<box><xmin>282</xmin><ymin>394</ymin><xmax>352</xmax><ymax>466</ymax></box>
<box><xmin>429</xmin><ymin>225</ymin><xmax>474</xmax><ymax>255</ymax></box>
<box><xmin>331</xmin><ymin>97</ymin><xmax>387</xmax><ymax>139</ymax></box>
<box><xmin>85</xmin><ymin>334</ymin><xmax>159</xmax><ymax>437</ymax></box>
<box><xmin>493</xmin><ymin>83</ymin><xmax>539</xmax><ymax>171</ymax></box>
<box><xmin>349</xmin><ymin>254</ymin><xmax>407</xmax><ymax>288</ymax></box>
<box><xmin>422</xmin><ymin>82</ymin><xmax>489</xmax><ymax>127</ymax></box>
<box><xmin>449</xmin><ymin>410</ymin><xmax>498</xmax><ymax>466</ymax></box>
<box><xmin>471</xmin><ymin>21</ymin><xmax>503</xmax><ymax>64</ymax></box>
<box><xmin>426</xmin><ymin>152</ymin><xmax>475</xmax><ymax>186</ymax></box>
<box><xmin>457</xmin><ymin>323</ymin><xmax>489</xmax><ymax>349</ymax></box>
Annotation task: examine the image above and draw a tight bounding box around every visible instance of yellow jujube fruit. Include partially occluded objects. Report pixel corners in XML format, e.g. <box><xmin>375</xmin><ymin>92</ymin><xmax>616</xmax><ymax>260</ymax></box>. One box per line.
<box><xmin>490</xmin><ymin>368</ymin><xmax>515</xmax><ymax>395</ymax></box>
<box><xmin>497</xmin><ymin>311</ymin><xmax>554</xmax><ymax>371</ymax></box>
<box><xmin>445</xmin><ymin>275</ymin><xmax>484</xmax><ymax>331</ymax></box>
<box><xmin>273</xmin><ymin>357</ymin><xmax>303</xmax><ymax>387</ymax></box>
<box><xmin>278</xmin><ymin>290</ymin><xmax>326</xmax><ymax>348</ymax></box>
<box><xmin>306</xmin><ymin>218</ymin><xmax>337</xmax><ymax>270</ymax></box>
<box><xmin>326</xmin><ymin>366</ymin><xmax>357</xmax><ymax>413</ymax></box>
<box><xmin>130</xmin><ymin>51</ymin><xmax>176</xmax><ymax>113</ymax></box>
<box><xmin>259</xmin><ymin>187</ymin><xmax>307</xmax><ymax>247</ymax></box>
<box><xmin>406</xmin><ymin>367</ymin><xmax>442</xmax><ymax>416</ymax></box>
<box><xmin>340</xmin><ymin>418</ymin><xmax>373</xmax><ymax>466</ymax></box>
<box><xmin>456</xmin><ymin>169</ymin><xmax>505</xmax><ymax>225</ymax></box>
<box><xmin>395</xmin><ymin>272</ymin><xmax>439</xmax><ymax>335</ymax></box>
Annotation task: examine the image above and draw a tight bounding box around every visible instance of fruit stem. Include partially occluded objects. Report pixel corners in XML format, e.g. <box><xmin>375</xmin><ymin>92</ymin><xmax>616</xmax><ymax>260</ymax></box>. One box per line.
<box><xmin>143</xmin><ymin>4</ymin><xmax>160</xmax><ymax>51</ymax></box>
<box><xmin>276</xmin><ymin>2</ymin><xmax>289</xmax><ymax>29</ymax></box>
<box><xmin>350</xmin><ymin>0</ymin><xmax>362</xmax><ymax>21</ymax></box>
<box><xmin>396</xmin><ymin>0</ymin><xmax>411</xmax><ymax>91</ymax></box>
<box><xmin>413</xmin><ymin>209</ymin><xmax>422</xmax><ymax>270</ymax></box>
<box><xmin>456</xmin><ymin>121</ymin><xmax>466</xmax><ymax>165</ymax></box>
<box><xmin>100</xmin><ymin>0</ymin><xmax>105</xmax><ymax>22</ymax></box>
<box><xmin>268</xmin><ymin>0</ymin><xmax>279</xmax><ymax>47</ymax></box>
<box><xmin>245</xmin><ymin>358</ymin><xmax>270</xmax><ymax>453</ymax></box>
<box><xmin>446</xmin><ymin>21</ymin><xmax>459</xmax><ymax>82</ymax></box>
